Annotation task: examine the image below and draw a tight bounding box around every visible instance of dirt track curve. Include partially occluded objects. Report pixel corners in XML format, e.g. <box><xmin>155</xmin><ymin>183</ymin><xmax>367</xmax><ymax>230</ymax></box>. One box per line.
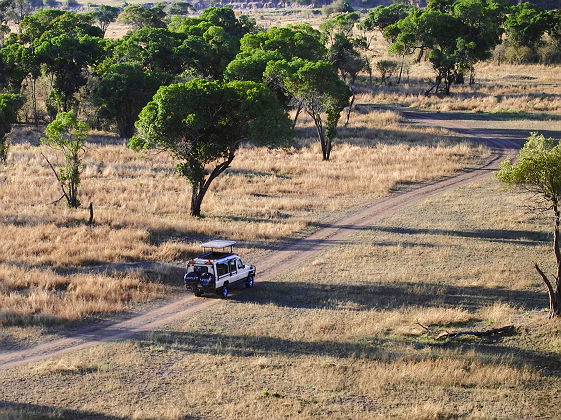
<box><xmin>0</xmin><ymin>110</ymin><xmax>523</xmax><ymax>370</ymax></box>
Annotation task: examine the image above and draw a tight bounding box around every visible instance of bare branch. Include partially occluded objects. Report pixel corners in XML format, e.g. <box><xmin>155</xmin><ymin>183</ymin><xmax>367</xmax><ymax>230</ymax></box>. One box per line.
<box><xmin>41</xmin><ymin>152</ymin><xmax>69</xmax><ymax>205</ymax></box>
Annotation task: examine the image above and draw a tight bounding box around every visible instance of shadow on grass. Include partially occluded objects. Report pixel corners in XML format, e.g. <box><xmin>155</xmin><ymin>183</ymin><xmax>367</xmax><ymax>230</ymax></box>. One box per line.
<box><xmin>138</xmin><ymin>319</ymin><xmax>561</xmax><ymax>379</ymax></box>
<box><xmin>0</xmin><ymin>401</ymin><xmax>127</xmax><ymax>420</ymax></box>
<box><xmin>229</xmin><ymin>280</ymin><xmax>547</xmax><ymax>313</ymax></box>
<box><xmin>371</xmin><ymin>225</ymin><xmax>550</xmax><ymax>246</ymax></box>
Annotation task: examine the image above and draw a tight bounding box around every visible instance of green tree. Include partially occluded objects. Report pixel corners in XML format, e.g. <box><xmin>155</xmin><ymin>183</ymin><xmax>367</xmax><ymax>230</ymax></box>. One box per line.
<box><xmin>36</xmin><ymin>33</ymin><xmax>104</xmax><ymax>111</ymax></box>
<box><xmin>118</xmin><ymin>4</ymin><xmax>166</xmax><ymax>30</ymax></box>
<box><xmin>239</xmin><ymin>25</ymin><xmax>326</xmax><ymax>63</ymax></box>
<box><xmin>496</xmin><ymin>133</ymin><xmax>561</xmax><ymax>318</ymax></box>
<box><xmin>94</xmin><ymin>62</ymin><xmax>160</xmax><ymax>139</ymax></box>
<box><xmin>265</xmin><ymin>59</ymin><xmax>351</xmax><ymax>161</ymax></box>
<box><xmin>168</xmin><ymin>2</ymin><xmax>194</xmax><ymax>16</ymax></box>
<box><xmin>40</xmin><ymin>110</ymin><xmax>89</xmax><ymax>208</ymax></box>
<box><xmin>0</xmin><ymin>93</ymin><xmax>25</xmax><ymax>163</ymax></box>
<box><xmin>504</xmin><ymin>2</ymin><xmax>548</xmax><ymax>49</ymax></box>
<box><xmin>91</xmin><ymin>5</ymin><xmax>120</xmax><ymax>37</ymax></box>
<box><xmin>131</xmin><ymin>79</ymin><xmax>292</xmax><ymax>217</ymax></box>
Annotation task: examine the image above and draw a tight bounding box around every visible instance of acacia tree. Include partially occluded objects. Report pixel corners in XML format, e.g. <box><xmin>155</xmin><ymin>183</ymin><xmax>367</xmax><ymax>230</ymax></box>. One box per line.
<box><xmin>265</xmin><ymin>59</ymin><xmax>350</xmax><ymax>161</ymax></box>
<box><xmin>0</xmin><ymin>93</ymin><xmax>25</xmax><ymax>163</ymax></box>
<box><xmin>496</xmin><ymin>133</ymin><xmax>561</xmax><ymax>318</ymax></box>
<box><xmin>91</xmin><ymin>5</ymin><xmax>120</xmax><ymax>37</ymax></box>
<box><xmin>41</xmin><ymin>110</ymin><xmax>89</xmax><ymax>208</ymax></box>
<box><xmin>131</xmin><ymin>79</ymin><xmax>292</xmax><ymax>217</ymax></box>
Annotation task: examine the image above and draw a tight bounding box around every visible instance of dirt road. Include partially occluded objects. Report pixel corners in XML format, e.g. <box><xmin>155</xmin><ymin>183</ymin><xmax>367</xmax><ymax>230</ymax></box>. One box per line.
<box><xmin>0</xmin><ymin>110</ymin><xmax>523</xmax><ymax>370</ymax></box>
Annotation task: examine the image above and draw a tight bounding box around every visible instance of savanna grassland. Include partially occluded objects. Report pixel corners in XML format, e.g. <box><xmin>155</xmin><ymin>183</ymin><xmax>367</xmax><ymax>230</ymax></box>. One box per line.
<box><xmin>1</xmin><ymin>176</ymin><xmax>560</xmax><ymax>419</ymax></box>
<box><xmin>2</xmin><ymin>11</ymin><xmax>561</xmax><ymax>416</ymax></box>
<box><xmin>0</xmin><ymin>103</ymin><xmax>484</xmax><ymax>341</ymax></box>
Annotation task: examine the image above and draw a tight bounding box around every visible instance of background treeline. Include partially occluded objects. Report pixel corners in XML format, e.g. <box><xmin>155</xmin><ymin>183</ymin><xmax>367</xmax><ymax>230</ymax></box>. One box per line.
<box><xmin>1</xmin><ymin>0</ymin><xmax>560</xmax><ymax>141</ymax></box>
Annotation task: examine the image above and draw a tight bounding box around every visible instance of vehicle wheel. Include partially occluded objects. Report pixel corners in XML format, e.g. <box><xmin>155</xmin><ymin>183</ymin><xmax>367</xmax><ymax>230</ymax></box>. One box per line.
<box><xmin>220</xmin><ymin>283</ymin><xmax>229</xmax><ymax>299</ymax></box>
<box><xmin>246</xmin><ymin>274</ymin><xmax>254</xmax><ymax>288</ymax></box>
<box><xmin>194</xmin><ymin>290</ymin><xmax>203</xmax><ymax>297</ymax></box>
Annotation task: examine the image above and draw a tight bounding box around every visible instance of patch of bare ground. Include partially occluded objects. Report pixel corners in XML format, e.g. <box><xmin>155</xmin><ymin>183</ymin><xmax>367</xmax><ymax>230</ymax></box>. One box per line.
<box><xmin>1</xmin><ymin>176</ymin><xmax>560</xmax><ymax>419</ymax></box>
<box><xmin>0</xmin><ymin>103</ymin><xmax>484</xmax><ymax>340</ymax></box>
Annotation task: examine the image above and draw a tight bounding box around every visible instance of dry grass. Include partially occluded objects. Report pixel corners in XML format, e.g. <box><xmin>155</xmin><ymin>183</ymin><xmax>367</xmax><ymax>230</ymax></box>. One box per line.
<box><xmin>359</xmin><ymin>59</ymin><xmax>561</xmax><ymax>117</ymax></box>
<box><xmin>0</xmin><ymin>102</ymin><xmax>483</xmax><ymax>330</ymax></box>
<box><xmin>1</xmin><ymin>176</ymin><xmax>559</xmax><ymax>419</ymax></box>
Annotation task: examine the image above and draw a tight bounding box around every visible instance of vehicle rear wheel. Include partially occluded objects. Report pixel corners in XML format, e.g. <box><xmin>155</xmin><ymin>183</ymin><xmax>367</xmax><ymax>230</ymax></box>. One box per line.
<box><xmin>220</xmin><ymin>283</ymin><xmax>229</xmax><ymax>298</ymax></box>
<box><xmin>246</xmin><ymin>274</ymin><xmax>254</xmax><ymax>288</ymax></box>
<box><xmin>194</xmin><ymin>290</ymin><xmax>203</xmax><ymax>297</ymax></box>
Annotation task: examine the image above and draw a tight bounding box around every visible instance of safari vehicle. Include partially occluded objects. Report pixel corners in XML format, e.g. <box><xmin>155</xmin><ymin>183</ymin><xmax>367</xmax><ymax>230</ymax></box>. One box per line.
<box><xmin>183</xmin><ymin>240</ymin><xmax>256</xmax><ymax>298</ymax></box>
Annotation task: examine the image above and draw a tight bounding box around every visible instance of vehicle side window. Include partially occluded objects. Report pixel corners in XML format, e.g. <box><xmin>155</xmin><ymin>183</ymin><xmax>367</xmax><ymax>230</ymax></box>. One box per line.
<box><xmin>217</xmin><ymin>263</ymin><xmax>228</xmax><ymax>277</ymax></box>
<box><xmin>229</xmin><ymin>259</ymin><xmax>237</xmax><ymax>274</ymax></box>
<box><xmin>237</xmin><ymin>259</ymin><xmax>244</xmax><ymax>269</ymax></box>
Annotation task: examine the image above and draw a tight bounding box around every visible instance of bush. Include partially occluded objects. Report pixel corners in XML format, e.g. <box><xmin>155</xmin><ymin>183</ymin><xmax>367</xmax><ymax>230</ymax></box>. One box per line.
<box><xmin>376</xmin><ymin>60</ymin><xmax>399</xmax><ymax>85</ymax></box>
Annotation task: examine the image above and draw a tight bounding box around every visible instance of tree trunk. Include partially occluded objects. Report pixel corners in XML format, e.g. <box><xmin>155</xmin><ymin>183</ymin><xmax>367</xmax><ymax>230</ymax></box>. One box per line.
<box><xmin>397</xmin><ymin>53</ymin><xmax>405</xmax><ymax>84</ymax></box>
<box><xmin>31</xmin><ymin>77</ymin><xmax>38</xmax><ymax>127</ymax></box>
<box><xmin>535</xmin><ymin>202</ymin><xmax>561</xmax><ymax>318</ymax></box>
<box><xmin>188</xmin><ymin>146</ymin><xmax>239</xmax><ymax>217</ymax></box>
<box><xmin>190</xmin><ymin>182</ymin><xmax>203</xmax><ymax>218</ymax></box>
<box><xmin>292</xmin><ymin>102</ymin><xmax>303</xmax><ymax>129</ymax></box>
<box><xmin>344</xmin><ymin>93</ymin><xmax>355</xmax><ymax>127</ymax></box>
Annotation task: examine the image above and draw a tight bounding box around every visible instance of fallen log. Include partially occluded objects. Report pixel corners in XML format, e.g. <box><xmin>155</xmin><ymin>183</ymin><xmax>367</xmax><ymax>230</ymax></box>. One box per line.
<box><xmin>416</xmin><ymin>323</ymin><xmax>516</xmax><ymax>343</ymax></box>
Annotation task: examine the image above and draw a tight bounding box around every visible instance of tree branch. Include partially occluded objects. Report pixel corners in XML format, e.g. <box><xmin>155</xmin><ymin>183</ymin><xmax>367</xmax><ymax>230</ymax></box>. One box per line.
<box><xmin>41</xmin><ymin>152</ymin><xmax>69</xmax><ymax>205</ymax></box>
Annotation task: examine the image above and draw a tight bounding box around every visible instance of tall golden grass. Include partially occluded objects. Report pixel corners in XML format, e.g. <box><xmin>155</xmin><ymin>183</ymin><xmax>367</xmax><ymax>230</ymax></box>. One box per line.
<box><xmin>1</xmin><ymin>177</ymin><xmax>556</xmax><ymax>419</ymax></box>
<box><xmin>1</xmin><ymin>105</ymin><xmax>483</xmax><ymax>328</ymax></box>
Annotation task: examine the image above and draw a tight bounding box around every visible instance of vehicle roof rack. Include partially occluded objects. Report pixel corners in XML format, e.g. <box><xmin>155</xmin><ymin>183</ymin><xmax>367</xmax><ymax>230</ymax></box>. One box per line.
<box><xmin>200</xmin><ymin>240</ymin><xmax>236</xmax><ymax>251</ymax></box>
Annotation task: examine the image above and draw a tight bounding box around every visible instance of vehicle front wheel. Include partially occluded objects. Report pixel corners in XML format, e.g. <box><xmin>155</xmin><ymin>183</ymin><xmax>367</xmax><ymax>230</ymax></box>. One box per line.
<box><xmin>246</xmin><ymin>275</ymin><xmax>254</xmax><ymax>288</ymax></box>
<box><xmin>220</xmin><ymin>284</ymin><xmax>229</xmax><ymax>299</ymax></box>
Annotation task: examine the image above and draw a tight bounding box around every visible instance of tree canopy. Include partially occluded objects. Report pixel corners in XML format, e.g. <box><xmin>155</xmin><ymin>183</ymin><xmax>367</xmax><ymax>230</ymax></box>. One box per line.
<box><xmin>265</xmin><ymin>59</ymin><xmax>350</xmax><ymax>161</ymax></box>
<box><xmin>131</xmin><ymin>79</ymin><xmax>292</xmax><ymax>217</ymax></box>
<box><xmin>0</xmin><ymin>93</ymin><xmax>25</xmax><ymax>163</ymax></box>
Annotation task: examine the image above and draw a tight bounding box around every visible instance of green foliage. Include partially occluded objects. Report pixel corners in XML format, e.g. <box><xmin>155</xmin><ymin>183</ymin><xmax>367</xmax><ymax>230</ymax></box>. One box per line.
<box><xmin>496</xmin><ymin>133</ymin><xmax>561</xmax><ymax>202</ymax></box>
<box><xmin>12</xmin><ymin>10</ymin><xmax>105</xmax><ymax>112</ymax></box>
<box><xmin>376</xmin><ymin>59</ymin><xmax>399</xmax><ymax>84</ymax></box>
<box><xmin>224</xmin><ymin>49</ymin><xmax>283</xmax><ymax>82</ymax></box>
<box><xmin>320</xmin><ymin>12</ymin><xmax>360</xmax><ymax>44</ymax></box>
<box><xmin>359</xmin><ymin>4</ymin><xmax>413</xmax><ymax>36</ymax></box>
<box><xmin>504</xmin><ymin>2</ymin><xmax>548</xmax><ymax>48</ymax></box>
<box><xmin>168</xmin><ymin>2</ymin><xmax>194</xmax><ymax>16</ymax></box>
<box><xmin>328</xmin><ymin>33</ymin><xmax>366</xmax><ymax>83</ymax></box>
<box><xmin>91</xmin><ymin>5</ymin><xmax>120</xmax><ymax>36</ymax></box>
<box><xmin>111</xmin><ymin>27</ymin><xmax>183</xmax><ymax>76</ymax></box>
<box><xmin>118</xmin><ymin>4</ymin><xmax>166</xmax><ymax>29</ymax></box>
<box><xmin>386</xmin><ymin>0</ymin><xmax>505</xmax><ymax>94</ymax></box>
<box><xmin>94</xmin><ymin>62</ymin><xmax>160</xmax><ymax>139</ymax></box>
<box><xmin>239</xmin><ymin>25</ymin><xmax>326</xmax><ymax>62</ymax></box>
<box><xmin>0</xmin><ymin>93</ymin><xmax>25</xmax><ymax>163</ymax></box>
<box><xmin>36</xmin><ymin>33</ymin><xmax>104</xmax><ymax>111</ymax></box>
<box><xmin>41</xmin><ymin>110</ymin><xmax>89</xmax><ymax>208</ymax></box>
<box><xmin>131</xmin><ymin>79</ymin><xmax>292</xmax><ymax>217</ymax></box>
<box><xmin>264</xmin><ymin>59</ymin><xmax>350</xmax><ymax>160</ymax></box>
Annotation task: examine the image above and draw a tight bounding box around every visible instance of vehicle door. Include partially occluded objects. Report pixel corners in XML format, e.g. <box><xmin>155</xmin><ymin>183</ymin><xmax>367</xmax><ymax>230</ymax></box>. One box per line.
<box><xmin>228</xmin><ymin>258</ymin><xmax>243</xmax><ymax>283</ymax></box>
<box><xmin>215</xmin><ymin>262</ymin><xmax>230</xmax><ymax>287</ymax></box>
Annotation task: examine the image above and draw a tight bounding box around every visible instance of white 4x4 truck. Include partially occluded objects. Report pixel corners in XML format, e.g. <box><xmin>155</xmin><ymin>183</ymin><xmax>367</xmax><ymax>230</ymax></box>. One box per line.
<box><xmin>183</xmin><ymin>240</ymin><xmax>256</xmax><ymax>298</ymax></box>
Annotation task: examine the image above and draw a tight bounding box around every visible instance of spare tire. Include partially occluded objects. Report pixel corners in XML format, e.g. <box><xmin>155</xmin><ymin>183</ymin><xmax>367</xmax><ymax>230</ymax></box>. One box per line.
<box><xmin>184</xmin><ymin>272</ymin><xmax>200</xmax><ymax>285</ymax></box>
<box><xmin>200</xmin><ymin>272</ymin><xmax>215</xmax><ymax>287</ymax></box>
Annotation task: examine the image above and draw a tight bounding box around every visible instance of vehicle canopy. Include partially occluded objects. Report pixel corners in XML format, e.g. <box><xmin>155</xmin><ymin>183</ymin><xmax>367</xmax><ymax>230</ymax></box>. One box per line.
<box><xmin>189</xmin><ymin>240</ymin><xmax>237</xmax><ymax>264</ymax></box>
